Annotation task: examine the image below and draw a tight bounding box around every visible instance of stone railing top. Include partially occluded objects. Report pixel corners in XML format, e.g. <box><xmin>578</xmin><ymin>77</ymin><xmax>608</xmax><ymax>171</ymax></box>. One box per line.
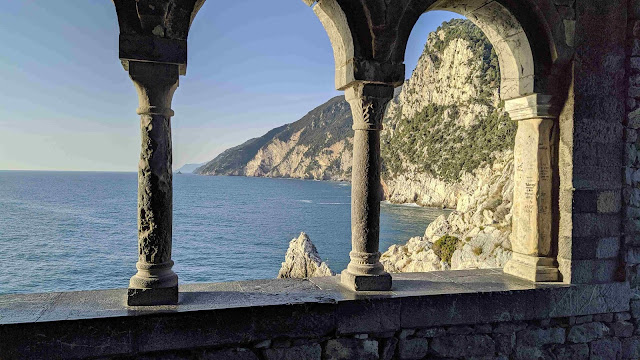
<box><xmin>0</xmin><ymin>269</ymin><xmax>629</xmax><ymax>327</ymax></box>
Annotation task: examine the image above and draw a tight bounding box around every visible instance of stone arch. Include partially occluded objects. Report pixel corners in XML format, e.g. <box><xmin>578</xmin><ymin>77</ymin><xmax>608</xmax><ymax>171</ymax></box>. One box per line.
<box><xmin>303</xmin><ymin>0</ymin><xmax>573</xmax><ymax>105</ymax></box>
<box><xmin>303</xmin><ymin>0</ymin><xmax>578</xmax><ymax>287</ymax></box>
<box><xmin>419</xmin><ymin>1</ymin><xmax>535</xmax><ymax>100</ymax></box>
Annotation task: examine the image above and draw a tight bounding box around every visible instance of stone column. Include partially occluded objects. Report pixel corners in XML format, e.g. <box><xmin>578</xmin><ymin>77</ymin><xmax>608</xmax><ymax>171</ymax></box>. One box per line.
<box><xmin>127</xmin><ymin>61</ymin><xmax>180</xmax><ymax>306</ymax></box>
<box><xmin>503</xmin><ymin>94</ymin><xmax>559</xmax><ymax>282</ymax></box>
<box><xmin>341</xmin><ymin>82</ymin><xmax>394</xmax><ymax>291</ymax></box>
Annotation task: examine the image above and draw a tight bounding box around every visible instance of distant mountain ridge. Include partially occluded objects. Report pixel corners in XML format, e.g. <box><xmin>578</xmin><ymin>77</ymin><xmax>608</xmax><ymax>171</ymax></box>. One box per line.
<box><xmin>196</xmin><ymin>96</ymin><xmax>353</xmax><ymax>180</ymax></box>
<box><xmin>175</xmin><ymin>163</ymin><xmax>205</xmax><ymax>174</ymax></box>
<box><xmin>195</xmin><ymin>19</ymin><xmax>515</xmax><ymax>207</ymax></box>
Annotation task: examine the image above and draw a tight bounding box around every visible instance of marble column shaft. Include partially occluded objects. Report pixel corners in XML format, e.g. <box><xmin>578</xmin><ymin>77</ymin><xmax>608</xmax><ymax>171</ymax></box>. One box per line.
<box><xmin>342</xmin><ymin>82</ymin><xmax>393</xmax><ymax>291</ymax></box>
<box><xmin>127</xmin><ymin>61</ymin><xmax>180</xmax><ymax>306</ymax></box>
<box><xmin>504</xmin><ymin>117</ymin><xmax>559</xmax><ymax>282</ymax></box>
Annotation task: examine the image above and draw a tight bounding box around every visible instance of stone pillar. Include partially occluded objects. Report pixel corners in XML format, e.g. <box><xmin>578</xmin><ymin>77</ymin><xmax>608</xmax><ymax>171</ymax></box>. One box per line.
<box><xmin>127</xmin><ymin>61</ymin><xmax>180</xmax><ymax>306</ymax></box>
<box><xmin>503</xmin><ymin>94</ymin><xmax>559</xmax><ymax>282</ymax></box>
<box><xmin>342</xmin><ymin>82</ymin><xmax>394</xmax><ymax>291</ymax></box>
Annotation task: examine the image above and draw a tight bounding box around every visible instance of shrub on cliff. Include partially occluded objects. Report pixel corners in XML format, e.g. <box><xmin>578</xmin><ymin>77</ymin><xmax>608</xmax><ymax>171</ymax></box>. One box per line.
<box><xmin>433</xmin><ymin>235</ymin><xmax>460</xmax><ymax>265</ymax></box>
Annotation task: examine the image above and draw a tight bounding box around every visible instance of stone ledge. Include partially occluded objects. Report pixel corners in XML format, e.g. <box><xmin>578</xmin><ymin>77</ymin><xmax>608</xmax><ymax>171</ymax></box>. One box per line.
<box><xmin>0</xmin><ymin>269</ymin><xmax>630</xmax><ymax>359</ymax></box>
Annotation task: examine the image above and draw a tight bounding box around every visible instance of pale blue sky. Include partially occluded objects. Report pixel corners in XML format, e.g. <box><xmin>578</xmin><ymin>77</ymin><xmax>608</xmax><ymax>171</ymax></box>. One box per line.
<box><xmin>0</xmin><ymin>2</ymin><xmax>462</xmax><ymax>171</ymax></box>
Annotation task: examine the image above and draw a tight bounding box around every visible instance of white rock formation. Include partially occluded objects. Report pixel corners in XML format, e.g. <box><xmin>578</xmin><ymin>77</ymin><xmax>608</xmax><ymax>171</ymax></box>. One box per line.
<box><xmin>277</xmin><ymin>232</ymin><xmax>334</xmax><ymax>278</ymax></box>
<box><xmin>381</xmin><ymin>152</ymin><xmax>514</xmax><ymax>272</ymax></box>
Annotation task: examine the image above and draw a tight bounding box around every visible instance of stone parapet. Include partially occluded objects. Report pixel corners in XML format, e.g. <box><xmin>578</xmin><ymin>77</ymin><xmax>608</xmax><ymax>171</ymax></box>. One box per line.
<box><xmin>0</xmin><ymin>270</ymin><xmax>631</xmax><ymax>359</ymax></box>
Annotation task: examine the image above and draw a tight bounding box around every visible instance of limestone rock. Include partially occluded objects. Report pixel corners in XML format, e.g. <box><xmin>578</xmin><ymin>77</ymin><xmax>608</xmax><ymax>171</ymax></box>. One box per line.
<box><xmin>277</xmin><ymin>232</ymin><xmax>334</xmax><ymax>279</ymax></box>
<box><xmin>382</xmin><ymin>152</ymin><xmax>514</xmax><ymax>273</ymax></box>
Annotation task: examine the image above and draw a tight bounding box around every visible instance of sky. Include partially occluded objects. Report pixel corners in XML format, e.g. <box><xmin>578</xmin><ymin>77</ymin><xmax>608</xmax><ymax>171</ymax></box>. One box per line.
<box><xmin>0</xmin><ymin>2</ymin><xmax>462</xmax><ymax>171</ymax></box>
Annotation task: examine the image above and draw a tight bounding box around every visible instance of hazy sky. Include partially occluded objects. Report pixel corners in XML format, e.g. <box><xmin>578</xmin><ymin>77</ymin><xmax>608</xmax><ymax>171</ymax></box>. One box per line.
<box><xmin>0</xmin><ymin>2</ymin><xmax>462</xmax><ymax>171</ymax></box>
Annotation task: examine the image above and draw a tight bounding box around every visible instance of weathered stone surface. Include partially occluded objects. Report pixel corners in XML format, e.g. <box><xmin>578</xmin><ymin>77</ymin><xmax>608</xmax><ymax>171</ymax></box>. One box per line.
<box><xmin>202</xmin><ymin>348</ymin><xmax>259</xmax><ymax>360</ymax></box>
<box><xmin>589</xmin><ymin>337</ymin><xmax>621</xmax><ymax>360</ymax></box>
<box><xmin>631</xmin><ymin>300</ymin><xmax>640</xmax><ymax>318</ymax></box>
<box><xmin>513</xmin><ymin>346</ymin><xmax>555</xmax><ymax>360</ymax></box>
<box><xmin>430</xmin><ymin>335</ymin><xmax>494</xmax><ymax>358</ymax></box>
<box><xmin>614</xmin><ymin>312</ymin><xmax>631</xmax><ymax>322</ymax></box>
<box><xmin>415</xmin><ymin>327</ymin><xmax>445</xmax><ymax>338</ymax></box>
<box><xmin>494</xmin><ymin>333</ymin><xmax>516</xmax><ymax>355</ymax></box>
<box><xmin>379</xmin><ymin>337</ymin><xmax>398</xmax><ymax>360</ymax></box>
<box><xmin>397</xmin><ymin>337</ymin><xmax>428</xmax><ymax>359</ymax></box>
<box><xmin>475</xmin><ymin>324</ymin><xmax>493</xmax><ymax>334</ymax></box>
<box><xmin>516</xmin><ymin>327</ymin><xmax>565</xmax><ymax>347</ymax></box>
<box><xmin>324</xmin><ymin>338</ymin><xmax>378</xmax><ymax>360</ymax></box>
<box><xmin>277</xmin><ymin>232</ymin><xmax>334</xmax><ymax>279</ymax></box>
<box><xmin>262</xmin><ymin>344</ymin><xmax>321</xmax><ymax>360</ymax></box>
<box><xmin>610</xmin><ymin>321</ymin><xmax>635</xmax><ymax>338</ymax></box>
<box><xmin>505</xmin><ymin>117</ymin><xmax>558</xmax><ymax>282</ymax></box>
<box><xmin>336</xmin><ymin>298</ymin><xmax>400</xmax><ymax>335</ymax></box>
<box><xmin>447</xmin><ymin>325</ymin><xmax>474</xmax><ymax>335</ymax></box>
<box><xmin>552</xmin><ymin>343</ymin><xmax>589</xmax><ymax>360</ymax></box>
<box><xmin>566</xmin><ymin>322</ymin><xmax>610</xmax><ymax>343</ymax></box>
<box><xmin>493</xmin><ymin>322</ymin><xmax>527</xmax><ymax>334</ymax></box>
<box><xmin>621</xmin><ymin>336</ymin><xmax>640</xmax><ymax>359</ymax></box>
<box><xmin>596</xmin><ymin>237</ymin><xmax>621</xmax><ymax>259</ymax></box>
<box><xmin>571</xmin><ymin>315</ymin><xmax>593</xmax><ymax>325</ymax></box>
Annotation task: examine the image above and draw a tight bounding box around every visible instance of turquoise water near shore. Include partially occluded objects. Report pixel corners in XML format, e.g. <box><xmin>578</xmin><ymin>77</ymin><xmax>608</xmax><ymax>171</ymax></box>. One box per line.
<box><xmin>0</xmin><ymin>171</ymin><xmax>450</xmax><ymax>295</ymax></box>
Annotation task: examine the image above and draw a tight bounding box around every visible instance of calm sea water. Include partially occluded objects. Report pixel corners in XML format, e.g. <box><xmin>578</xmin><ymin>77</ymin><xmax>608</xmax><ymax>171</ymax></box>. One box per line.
<box><xmin>0</xmin><ymin>171</ymin><xmax>449</xmax><ymax>295</ymax></box>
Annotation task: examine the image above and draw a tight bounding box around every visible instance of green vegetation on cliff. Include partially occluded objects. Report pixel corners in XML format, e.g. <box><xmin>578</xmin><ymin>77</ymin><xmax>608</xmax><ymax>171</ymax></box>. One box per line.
<box><xmin>381</xmin><ymin>19</ymin><xmax>516</xmax><ymax>183</ymax></box>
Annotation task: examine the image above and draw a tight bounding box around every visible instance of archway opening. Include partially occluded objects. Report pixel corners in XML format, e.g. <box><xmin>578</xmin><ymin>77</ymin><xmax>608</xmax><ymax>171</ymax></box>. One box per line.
<box><xmin>379</xmin><ymin>11</ymin><xmax>519</xmax><ymax>274</ymax></box>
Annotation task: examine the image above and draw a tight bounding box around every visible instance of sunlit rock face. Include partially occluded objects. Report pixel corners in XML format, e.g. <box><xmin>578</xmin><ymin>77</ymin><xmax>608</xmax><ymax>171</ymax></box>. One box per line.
<box><xmin>278</xmin><ymin>232</ymin><xmax>334</xmax><ymax>279</ymax></box>
<box><xmin>196</xmin><ymin>19</ymin><xmax>514</xmax><ymax>191</ymax></box>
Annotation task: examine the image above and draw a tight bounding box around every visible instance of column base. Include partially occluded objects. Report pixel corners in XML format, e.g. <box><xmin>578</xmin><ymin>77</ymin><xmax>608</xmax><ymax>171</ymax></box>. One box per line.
<box><xmin>341</xmin><ymin>269</ymin><xmax>392</xmax><ymax>291</ymax></box>
<box><xmin>127</xmin><ymin>260</ymin><xmax>179</xmax><ymax>306</ymax></box>
<box><xmin>127</xmin><ymin>286</ymin><xmax>178</xmax><ymax>306</ymax></box>
<box><xmin>504</xmin><ymin>253</ymin><xmax>559</xmax><ymax>282</ymax></box>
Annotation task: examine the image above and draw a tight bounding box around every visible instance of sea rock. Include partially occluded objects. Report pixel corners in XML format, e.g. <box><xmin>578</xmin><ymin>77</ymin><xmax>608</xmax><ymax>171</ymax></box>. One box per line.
<box><xmin>277</xmin><ymin>232</ymin><xmax>334</xmax><ymax>279</ymax></box>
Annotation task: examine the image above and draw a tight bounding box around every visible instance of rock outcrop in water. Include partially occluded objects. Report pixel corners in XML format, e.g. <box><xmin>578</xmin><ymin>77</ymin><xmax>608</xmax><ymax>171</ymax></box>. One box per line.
<box><xmin>278</xmin><ymin>232</ymin><xmax>334</xmax><ymax>279</ymax></box>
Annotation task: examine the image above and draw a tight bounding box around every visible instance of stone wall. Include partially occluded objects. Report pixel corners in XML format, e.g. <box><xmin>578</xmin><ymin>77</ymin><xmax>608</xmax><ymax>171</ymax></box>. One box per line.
<box><xmin>96</xmin><ymin>310</ymin><xmax>640</xmax><ymax>360</ymax></box>
<box><xmin>556</xmin><ymin>0</ymin><xmax>626</xmax><ymax>285</ymax></box>
<box><xmin>1</xmin><ymin>273</ymin><xmax>633</xmax><ymax>360</ymax></box>
<box><xmin>627</xmin><ymin>0</ymin><xmax>640</xmax><ymax>314</ymax></box>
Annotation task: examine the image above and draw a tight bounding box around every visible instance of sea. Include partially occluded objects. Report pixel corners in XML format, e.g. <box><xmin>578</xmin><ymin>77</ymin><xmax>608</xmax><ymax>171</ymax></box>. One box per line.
<box><xmin>0</xmin><ymin>171</ymin><xmax>450</xmax><ymax>295</ymax></box>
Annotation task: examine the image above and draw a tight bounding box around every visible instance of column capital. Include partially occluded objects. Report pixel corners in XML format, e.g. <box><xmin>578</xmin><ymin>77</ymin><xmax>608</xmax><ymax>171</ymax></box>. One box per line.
<box><xmin>345</xmin><ymin>82</ymin><xmax>394</xmax><ymax>131</ymax></box>
<box><xmin>128</xmin><ymin>61</ymin><xmax>179</xmax><ymax>119</ymax></box>
<box><xmin>504</xmin><ymin>93</ymin><xmax>557</xmax><ymax>121</ymax></box>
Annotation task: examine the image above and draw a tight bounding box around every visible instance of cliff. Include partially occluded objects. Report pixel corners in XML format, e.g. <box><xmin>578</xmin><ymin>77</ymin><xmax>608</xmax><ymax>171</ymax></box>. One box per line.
<box><xmin>196</xmin><ymin>97</ymin><xmax>353</xmax><ymax>181</ymax></box>
<box><xmin>198</xmin><ymin>19</ymin><xmax>517</xmax><ymax>272</ymax></box>
<box><xmin>195</xmin><ymin>19</ymin><xmax>514</xmax><ymax>208</ymax></box>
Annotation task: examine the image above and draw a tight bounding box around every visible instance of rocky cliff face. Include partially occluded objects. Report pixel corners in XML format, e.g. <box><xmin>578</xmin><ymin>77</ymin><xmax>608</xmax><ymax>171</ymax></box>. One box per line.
<box><xmin>379</xmin><ymin>20</ymin><xmax>516</xmax><ymax>272</ymax></box>
<box><xmin>196</xmin><ymin>97</ymin><xmax>353</xmax><ymax>181</ymax></box>
<box><xmin>199</xmin><ymin>19</ymin><xmax>517</xmax><ymax>272</ymax></box>
<box><xmin>278</xmin><ymin>232</ymin><xmax>334</xmax><ymax>279</ymax></box>
<box><xmin>381</xmin><ymin>151</ymin><xmax>514</xmax><ymax>272</ymax></box>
